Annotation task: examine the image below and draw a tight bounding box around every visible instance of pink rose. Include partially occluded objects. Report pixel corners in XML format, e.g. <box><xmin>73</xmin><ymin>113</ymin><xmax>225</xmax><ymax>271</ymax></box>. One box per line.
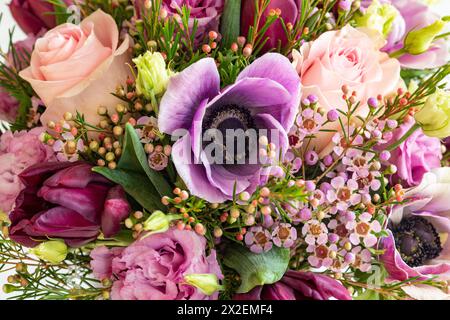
<box><xmin>0</xmin><ymin>127</ymin><xmax>54</xmax><ymax>213</ymax></box>
<box><xmin>293</xmin><ymin>26</ymin><xmax>401</xmax><ymax>156</ymax></box>
<box><xmin>19</xmin><ymin>10</ymin><xmax>131</xmax><ymax>130</ymax></box>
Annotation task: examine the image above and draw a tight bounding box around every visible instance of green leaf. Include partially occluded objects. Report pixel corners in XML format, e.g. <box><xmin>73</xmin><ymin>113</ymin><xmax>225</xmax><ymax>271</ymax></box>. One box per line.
<box><xmin>220</xmin><ymin>0</ymin><xmax>242</xmax><ymax>47</ymax></box>
<box><xmin>119</xmin><ymin>123</ymin><xmax>172</xmax><ymax>198</ymax></box>
<box><xmin>223</xmin><ymin>244</ymin><xmax>290</xmax><ymax>293</ymax></box>
<box><xmin>93</xmin><ymin>123</ymin><xmax>172</xmax><ymax>211</ymax></box>
<box><xmin>93</xmin><ymin>167</ymin><xmax>165</xmax><ymax>211</ymax></box>
<box><xmin>355</xmin><ymin>289</ymin><xmax>380</xmax><ymax>300</ymax></box>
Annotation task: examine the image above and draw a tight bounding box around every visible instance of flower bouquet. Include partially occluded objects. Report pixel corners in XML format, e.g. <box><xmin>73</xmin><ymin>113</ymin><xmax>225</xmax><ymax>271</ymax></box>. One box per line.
<box><xmin>0</xmin><ymin>0</ymin><xmax>449</xmax><ymax>301</ymax></box>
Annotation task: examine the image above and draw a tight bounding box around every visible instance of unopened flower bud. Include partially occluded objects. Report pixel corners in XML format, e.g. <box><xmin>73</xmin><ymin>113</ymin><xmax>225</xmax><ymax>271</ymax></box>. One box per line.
<box><xmin>133</xmin><ymin>52</ymin><xmax>173</xmax><ymax>99</ymax></box>
<box><xmin>142</xmin><ymin>211</ymin><xmax>181</xmax><ymax>238</ymax></box>
<box><xmin>184</xmin><ymin>274</ymin><xmax>223</xmax><ymax>296</ymax></box>
<box><xmin>30</xmin><ymin>240</ymin><xmax>68</xmax><ymax>264</ymax></box>
<box><xmin>404</xmin><ymin>19</ymin><xmax>446</xmax><ymax>55</ymax></box>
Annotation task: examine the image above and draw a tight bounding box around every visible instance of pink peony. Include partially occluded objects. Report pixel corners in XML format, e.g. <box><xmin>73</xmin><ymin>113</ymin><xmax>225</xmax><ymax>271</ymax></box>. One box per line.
<box><xmin>293</xmin><ymin>26</ymin><xmax>401</xmax><ymax>156</ymax></box>
<box><xmin>90</xmin><ymin>228</ymin><xmax>223</xmax><ymax>300</ymax></box>
<box><xmin>0</xmin><ymin>127</ymin><xmax>54</xmax><ymax>213</ymax></box>
<box><xmin>19</xmin><ymin>10</ymin><xmax>131</xmax><ymax>130</ymax></box>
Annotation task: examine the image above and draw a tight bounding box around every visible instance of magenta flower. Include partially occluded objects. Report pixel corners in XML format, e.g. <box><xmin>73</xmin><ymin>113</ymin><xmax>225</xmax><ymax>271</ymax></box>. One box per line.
<box><xmin>234</xmin><ymin>270</ymin><xmax>352</xmax><ymax>300</ymax></box>
<box><xmin>90</xmin><ymin>228</ymin><xmax>223</xmax><ymax>300</ymax></box>
<box><xmin>9</xmin><ymin>0</ymin><xmax>74</xmax><ymax>35</ymax></box>
<box><xmin>381</xmin><ymin>168</ymin><xmax>450</xmax><ymax>283</ymax></box>
<box><xmin>9</xmin><ymin>162</ymin><xmax>130</xmax><ymax>247</ymax></box>
<box><xmin>158</xmin><ymin>54</ymin><xmax>300</xmax><ymax>202</ymax></box>
<box><xmin>241</xmin><ymin>0</ymin><xmax>301</xmax><ymax>51</ymax></box>
<box><xmin>379</xmin><ymin>120</ymin><xmax>442</xmax><ymax>187</ymax></box>
<box><xmin>134</xmin><ymin>0</ymin><xmax>224</xmax><ymax>43</ymax></box>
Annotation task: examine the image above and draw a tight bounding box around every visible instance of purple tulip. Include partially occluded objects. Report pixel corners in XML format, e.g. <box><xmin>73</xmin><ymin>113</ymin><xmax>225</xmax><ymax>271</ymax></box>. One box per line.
<box><xmin>9</xmin><ymin>0</ymin><xmax>73</xmax><ymax>35</ymax></box>
<box><xmin>241</xmin><ymin>0</ymin><xmax>301</xmax><ymax>51</ymax></box>
<box><xmin>158</xmin><ymin>53</ymin><xmax>300</xmax><ymax>202</ymax></box>
<box><xmin>9</xmin><ymin>161</ymin><xmax>130</xmax><ymax>247</ymax></box>
<box><xmin>234</xmin><ymin>270</ymin><xmax>352</xmax><ymax>300</ymax></box>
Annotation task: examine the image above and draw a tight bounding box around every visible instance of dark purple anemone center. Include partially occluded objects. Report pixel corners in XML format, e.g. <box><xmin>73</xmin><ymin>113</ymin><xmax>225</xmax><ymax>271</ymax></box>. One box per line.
<box><xmin>390</xmin><ymin>216</ymin><xmax>442</xmax><ymax>267</ymax></box>
<box><xmin>202</xmin><ymin>104</ymin><xmax>256</xmax><ymax>164</ymax></box>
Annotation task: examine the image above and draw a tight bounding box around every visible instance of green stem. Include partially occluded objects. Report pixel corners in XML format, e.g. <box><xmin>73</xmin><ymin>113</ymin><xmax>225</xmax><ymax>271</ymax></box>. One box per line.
<box><xmin>80</xmin><ymin>240</ymin><xmax>131</xmax><ymax>250</ymax></box>
<box><xmin>389</xmin><ymin>48</ymin><xmax>406</xmax><ymax>59</ymax></box>
<box><xmin>386</xmin><ymin>123</ymin><xmax>420</xmax><ymax>151</ymax></box>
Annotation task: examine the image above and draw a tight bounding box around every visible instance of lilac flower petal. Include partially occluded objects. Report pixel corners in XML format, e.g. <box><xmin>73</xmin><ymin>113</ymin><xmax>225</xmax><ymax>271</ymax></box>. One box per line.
<box><xmin>381</xmin><ymin>231</ymin><xmax>423</xmax><ymax>281</ymax></box>
<box><xmin>158</xmin><ymin>58</ymin><xmax>220</xmax><ymax>134</ymax></box>
<box><xmin>237</xmin><ymin>53</ymin><xmax>301</xmax><ymax>129</ymax></box>
<box><xmin>214</xmin><ymin>77</ymin><xmax>291</xmax><ymax>109</ymax></box>
<box><xmin>189</xmin><ymin>99</ymin><xmax>209</xmax><ymax>162</ymax></box>
<box><xmin>171</xmin><ymin>136</ymin><xmax>227</xmax><ymax>203</ymax></box>
<box><xmin>201</xmin><ymin>152</ymin><xmax>259</xmax><ymax>197</ymax></box>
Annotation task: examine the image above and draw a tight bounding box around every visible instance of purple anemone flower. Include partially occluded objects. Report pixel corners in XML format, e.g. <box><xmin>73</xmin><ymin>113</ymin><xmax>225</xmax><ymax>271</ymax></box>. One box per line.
<box><xmin>381</xmin><ymin>168</ymin><xmax>450</xmax><ymax>283</ymax></box>
<box><xmin>158</xmin><ymin>53</ymin><xmax>301</xmax><ymax>203</ymax></box>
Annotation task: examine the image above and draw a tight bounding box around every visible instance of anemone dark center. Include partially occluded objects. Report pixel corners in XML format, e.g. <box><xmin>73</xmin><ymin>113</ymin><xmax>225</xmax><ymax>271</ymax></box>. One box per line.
<box><xmin>202</xmin><ymin>104</ymin><xmax>256</xmax><ymax>164</ymax></box>
<box><xmin>390</xmin><ymin>216</ymin><xmax>443</xmax><ymax>268</ymax></box>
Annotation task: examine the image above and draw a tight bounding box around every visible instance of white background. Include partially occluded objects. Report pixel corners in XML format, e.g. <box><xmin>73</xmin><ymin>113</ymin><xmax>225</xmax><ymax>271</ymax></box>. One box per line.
<box><xmin>0</xmin><ymin>0</ymin><xmax>449</xmax><ymax>300</ymax></box>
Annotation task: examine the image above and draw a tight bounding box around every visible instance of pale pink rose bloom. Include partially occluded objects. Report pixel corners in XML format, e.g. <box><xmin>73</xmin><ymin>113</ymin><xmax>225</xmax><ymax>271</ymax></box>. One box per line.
<box><xmin>293</xmin><ymin>26</ymin><xmax>401</xmax><ymax>157</ymax></box>
<box><xmin>19</xmin><ymin>10</ymin><xmax>131</xmax><ymax>130</ymax></box>
<box><xmin>0</xmin><ymin>127</ymin><xmax>55</xmax><ymax>213</ymax></box>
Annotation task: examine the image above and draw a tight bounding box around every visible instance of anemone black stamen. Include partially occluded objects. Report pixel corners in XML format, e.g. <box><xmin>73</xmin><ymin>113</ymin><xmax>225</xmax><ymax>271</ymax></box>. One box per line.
<box><xmin>390</xmin><ymin>216</ymin><xmax>443</xmax><ymax>268</ymax></box>
<box><xmin>202</xmin><ymin>104</ymin><xmax>257</xmax><ymax>163</ymax></box>
<box><xmin>202</xmin><ymin>104</ymin><xmax>254</xmax><ymax>132</ymax></box>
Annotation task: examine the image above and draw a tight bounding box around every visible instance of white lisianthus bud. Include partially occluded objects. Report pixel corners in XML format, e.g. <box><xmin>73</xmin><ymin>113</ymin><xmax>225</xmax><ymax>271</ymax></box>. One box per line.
<box><xmin>133</xmin><ymin>51</ymin><xmax>174</xmax><ymax>99</ymax></box>
<box><xmin>404</xmin><ymin>19</ymin><xmax>447</xmax><ymax>55</ymax></box>
<box><xmin>415</xmin><ymin>89</ymin><xmax>450</xmax><ymax>138</ymax></box>
<box><xmin>184</xmin><ymin>274</ymin><xmax>223</xmax><ymax>296</ymax></box>
<box><xmin>141</xmin><ymin>211</ymin><xmax>181</xmax><ymax>238</ymax></box>
<box><xmin>30</xmin><ymin>240</ymin><xmax>68</xmax><ymax>264</ymax></box>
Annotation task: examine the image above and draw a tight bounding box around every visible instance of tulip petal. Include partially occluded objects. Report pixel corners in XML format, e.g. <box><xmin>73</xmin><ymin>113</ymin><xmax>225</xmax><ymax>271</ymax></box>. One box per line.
<box><xmin>43</xmin><ymin>162</ymin><xmax>110</xmax><ymax>189</ymax></box>
<box><xmin>101</xmin><ymin>186</ymin><xmax>131</xmax><ymax>238</ymax></box>
<box><xmin>38</xmin><ymin>184</ymin><xmax>110</xmax><ymax>223</ymax></box>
